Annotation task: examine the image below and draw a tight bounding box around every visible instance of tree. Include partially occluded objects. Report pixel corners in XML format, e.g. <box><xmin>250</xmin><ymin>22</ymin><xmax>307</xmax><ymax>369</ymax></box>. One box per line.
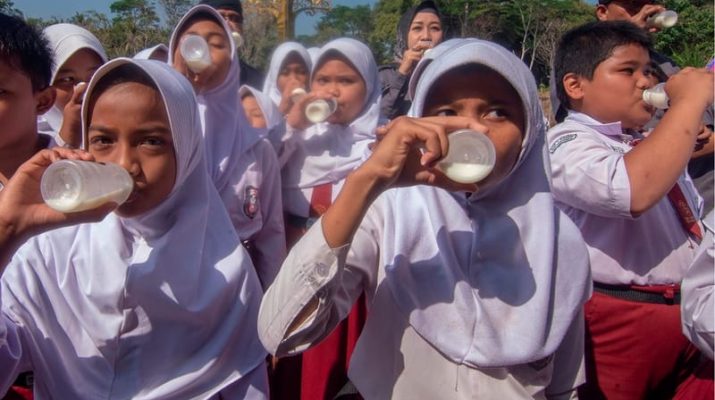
<box><xmin>241</xmin><ymin>1</ymin><xmax>280</xmax><ymax>71</ymax></box>
<box><xmin>0</xmin><ymin>0</ymin><xmax>21</xmax><ymax>16</ymax></box>
<box><xmin>158</xmin><ymin>0</ymin><xmax>195</xmax><ymax>29</ymax></box>
<box><xmin>654</xmin><ymin>0</ymin><xmax>714</xmax><ymax>67</ymax></box>
<box><xmin>107</xmin><ymin>0</ymin><xmax>164</xmax><ymax>57</ymax></box>
<box><xmin>313</xmin><ymin>5</ymin><xmax>373</xmax><ymax>44</ymax></box>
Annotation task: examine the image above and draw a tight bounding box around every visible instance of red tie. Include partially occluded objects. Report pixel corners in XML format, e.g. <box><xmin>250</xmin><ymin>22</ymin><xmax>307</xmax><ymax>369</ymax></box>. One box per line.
<box><xmin>309</xmin><ymin>183</ymin><xmax>332</xmax><ymax>218</ymax></box>
<box><xmin>630</xmin><ymin>138</ymin><xmax>703</xmax><ymax>241</ymax></box>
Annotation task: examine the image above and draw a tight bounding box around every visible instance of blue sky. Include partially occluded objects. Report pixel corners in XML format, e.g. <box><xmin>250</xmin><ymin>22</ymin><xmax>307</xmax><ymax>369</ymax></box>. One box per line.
<box><xmin>13</xmin><ymin>0</ymin><xmax>377</xmax><ymax>35</ymax></box>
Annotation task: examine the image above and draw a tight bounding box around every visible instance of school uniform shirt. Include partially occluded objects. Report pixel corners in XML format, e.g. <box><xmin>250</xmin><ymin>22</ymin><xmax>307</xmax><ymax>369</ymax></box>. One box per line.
<box><xmin>0</xmin><ymin>59</ymin><xmax>268</xmax><ymax>398</ymax></box>
<box><xmin>37</xmin><ymin>23</ymin><xmax>108</xmax><ymax>143</ymax></box>
<box><xmin>170</xmin><ymin>6</ymin><xmax>286</xmax><ymax>289</ymax></box>
<box><xmin>681</xmin><ymin>210</ymin><xmax>715</xmax><ymax>360</ymax></box>
<box><xmin>260</xmin><ymin>39</ymin><xmax>591</xmax><ymax>399</ymax></box>
<box><xmin>547</xmin><ymin>111</ymin><xmax>702</xmax><ymax>285</ymax></box>
<box><xmin>281</xmin><ymin>38</ymin><xmax>382</xmax><ymax>219</ymax></box>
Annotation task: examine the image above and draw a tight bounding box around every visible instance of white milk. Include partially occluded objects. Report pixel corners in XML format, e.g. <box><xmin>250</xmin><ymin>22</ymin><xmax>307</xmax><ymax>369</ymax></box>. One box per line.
<box><xmin>305</xmin><ymin>99</ymin><xmax>336</xmax><ymax>123</ymax></box>
<box><xmin>231</xmin><ymin>31</ymin><xmax>244</xmax><ymax>48</ymax></box>
<box><xmin>291</xmin><ymin>87</ymin><xmax>307</xmax><ymax>102</ymax></box>
<box><xmin>46</xmin><ymin>188</ymin><xmax>131</xmax><ymax>213</ymax></box>
<box><xmin>643</xmin><ymin>83</ymin><xmax>669</xmax><ymax>109</ymax></box>
<box><xmin>185</xmin><ymin>57</ymin><xmax>211</xmax><ymax>74</ymax></box>
<box><xmin>646</xmin><ymin>10</ymin><xmax>678</xmax><ymax>29</ymax></box>
<box><xmin>439</xmin><ymin>162</ymin><xmax>493</xmax><ymax>184</ymax></box>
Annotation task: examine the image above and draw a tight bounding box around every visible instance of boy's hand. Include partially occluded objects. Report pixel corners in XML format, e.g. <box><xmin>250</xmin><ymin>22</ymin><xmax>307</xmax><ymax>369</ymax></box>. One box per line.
<box><xmin>58</xmin><ymin>82</ymin><xmax>87</xmax><ymax>148</ymax></box>
<box><xmin>631</xmin><ymin>4</ymin><xmax>666</xmax><ymax>32</ymax></box>
<box><xmin>665</xmin><ymin>68</ymin><xmax>714</xmax><ymax>109</ymax></box>
<box><xmin>0</xmin><ymin>148</ymin><xmax>116</xmax><ymax>245</ymax></box>
<box><xmin>364</xmin><ymin>116</ymin><xmax>481</xmax><ymax>192</ymax></box>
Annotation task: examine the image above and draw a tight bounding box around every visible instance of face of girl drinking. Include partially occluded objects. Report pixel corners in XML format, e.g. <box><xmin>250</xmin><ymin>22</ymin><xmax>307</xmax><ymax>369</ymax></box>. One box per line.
<box><xmin>422</xmin><ymin>64</ymin><xmax>525</xmax><ymax>191</ymax></box>
<box><xmin>53</xmin><ymin>49</ymin><xmax>103</xmax><ymax>108</ymax></box>
<box><xmin>87</xmin><ymin>81</ymin><xmax>177</xmax><ymax>218</ymax></box>
<box><xmin>311</xmin><ymin>54</ymin><xmax>367</xmax><ymax>126</ymax></box>
<box><xmin>172</xmin><ymin>16</ymin><xmax>232</xmax><ymax>94</ymax></box>
<box><xmin>241</xmin><ymin>94</ymin><xmax>267</xmax><ymax>128</ymax></box>
<box><xmin>277</xmin><ymin>52</ymin><xmax>309</xmax><ymax>95</ymax></box>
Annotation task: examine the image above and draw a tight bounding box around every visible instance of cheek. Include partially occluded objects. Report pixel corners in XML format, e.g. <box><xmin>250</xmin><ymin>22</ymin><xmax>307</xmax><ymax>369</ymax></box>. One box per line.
<box><xmin>54</xmin><ymin>87</ymin><xmax>73</xmax><ymax>108</ymax></box>
<box><xmin>490</xmin><ymin>129</ymin><xmax>523</xmax><ymax>181</ymax></box>
<box><xmin>146</xmin><ymin>154</ymin><xmax>177</xmax><ymax>199</ymax></box>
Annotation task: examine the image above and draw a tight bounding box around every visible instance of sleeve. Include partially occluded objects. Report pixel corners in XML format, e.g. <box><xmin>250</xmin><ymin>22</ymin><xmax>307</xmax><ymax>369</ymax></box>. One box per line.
<box><xmin>252</xmin><ymin>141</ymin><xmax>287</xmax><ymax>289</ymax></box>
<box><xmin>547</xmin><ymin>123</ymin><xmax>634</xmax><ymax>219</ymax></box>
<box><xmin>378</xmin><ymin>66</ymin><xmax>410</xmax><ymax>120</ymax></box>
<box><xmin>257</xmin><ymin>205</ymin><xmax>382</xmax><ymax>356</ymax></box>
<box><xmin>681</xmin><ymin>213</ymin><xmax>715</xmax><ymax>360</ymax></box>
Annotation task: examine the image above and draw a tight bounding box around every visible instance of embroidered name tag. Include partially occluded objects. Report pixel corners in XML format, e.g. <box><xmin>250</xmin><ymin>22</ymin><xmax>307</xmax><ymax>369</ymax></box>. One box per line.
<box><xmin>549</xmin><ymin>134</ymin><xmax>577</xmax><ymax>154</ymax></box>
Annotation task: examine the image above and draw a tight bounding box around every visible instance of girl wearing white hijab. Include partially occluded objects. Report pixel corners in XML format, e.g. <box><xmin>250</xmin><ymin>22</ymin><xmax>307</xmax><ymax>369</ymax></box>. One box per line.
<box><xmin>38</xmin><ymin>23</ymin><xmax>107</xmax><ymax>147</ymax></box>
<box><xmin>259</xmin><ymin>39</ymin><xmax>592</xmax><ymax>399</ymax></box>
<box><xmin>270</xmin><ymin>37</ymin><xmax>381</xmax><ymax>400</ymax></box>
<box><xmin>0</xmin><ymin>58</ymin><xmax>268</xmax><ymax>398</ymax></box>
<box><xmin>262</xmin><ymin>42</ymin><xmax>312</xmax><ymax>114</ymax></box>
<box><xmin>170</xmin><ymin>5</ymin><xmax>286</xmax><ymax>289</ymax></box>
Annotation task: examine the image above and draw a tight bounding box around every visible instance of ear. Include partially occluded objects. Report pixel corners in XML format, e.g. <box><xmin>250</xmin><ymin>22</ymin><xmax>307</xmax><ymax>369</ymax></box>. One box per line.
<box><xmin>595</xmin><ymin>5</ymin><xmax>609</xmax><ymax>21</ymax></box>
<box><xmin>562</xmin><ymin>72</ymin><xmax>585</xmax><ymax>102</ymax></box>
<box><xmin>35</xmin><ymin>86</ymin><xmax>57</xmax><ymax>115</ymax></box>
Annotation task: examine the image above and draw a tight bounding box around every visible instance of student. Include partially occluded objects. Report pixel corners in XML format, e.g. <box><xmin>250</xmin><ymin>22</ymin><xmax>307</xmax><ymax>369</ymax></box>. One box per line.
<box><xmin>38</xmin><ymin>23</ymin><xmax>107</xmax><ymax>148</ymax></box>
<box><xmin>170</xmin><ymin>5</ymin><xmax>286</xmax><ymax>289</ymax></box>
<box><xmin>0</xmin><ymin>57</ymin><xmax>268</xmax><ymax>398</ymax></box>
<box><xmin>549</xmin><ymin>21</ymin><xmax>713</xmax><ymax>399</ymax></box>
<box><xmin>271</xmin><ymin>37</ymin><xmax>383</xmax><ymax>400</ymax></box>
<box><xmin>199</xmin><ymin>0</ymin><xmax>265</xmax><ymax>88</ymax></box>
<box><xmin>260</xmin><ymin>38</ymin><xmax>592</xmax><ymax>399</ymax></box>
<box><xmin>378</xmin><ymin>0</ymin><xmax>444</xmax><ymax>120</ymax></box>
<box><xmin>262</xmin><ymin>41</ymin><xmax>312</xmax><ymax>114</ymax></box>
<box><xmin>240</xmin><ymin>84</ymin><xmax>282</xmax><ymax>132</ymax></box>
<box><xmin>134</xmin><ymin>43</ymin><xmax>169</xmax><ymax>62</ymax></box>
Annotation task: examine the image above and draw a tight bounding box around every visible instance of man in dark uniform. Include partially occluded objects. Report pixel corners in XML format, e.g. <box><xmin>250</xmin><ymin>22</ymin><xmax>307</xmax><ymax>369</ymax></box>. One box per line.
<box><xmin>200</xmin><ymin>0</ymin><xmax>266</xmax><ymax>88</ymax></box>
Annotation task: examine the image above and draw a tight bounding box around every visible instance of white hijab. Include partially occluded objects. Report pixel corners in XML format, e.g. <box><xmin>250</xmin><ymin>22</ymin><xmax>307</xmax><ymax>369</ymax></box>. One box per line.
<box><xmin>381</xmin><ymin>39</ymin><xmax>592</xmax><ymax>367</ymax></box>
<box><xmin>38</xmin><ymin>23</ymin><xmax>108</xmax><ymax>135</ymax></box>
<box><xmin>133</xmin><ymin>43</ymin><xmax>169</xmax><ymax>62</ymax></box>
<box><xmin>239</xmin><ymin>84</ymin><xmax>283</xmax><ymax>134</ymax></box>
<box><xmin>282</xmin><ymin>38</ymin><xmax>383</xmax><ymax>190</ymax></box>
<box><xmin>307</xmin><ymin>46</ymin><xmax>321</xmax><ymax>66</ymax></box>
<box><xmin>3</xmin><ymin>58</ymin><xmax>266</xmax><ymax>397</ymax></box>
<box><xmin>262</xmin><ymin>42</ymin><xmax>312</xmax><ymax>106</ymax></box>
<box><xmin>169</xmin><ymin>5</ymin><xmax>262</xmax><ymax>193</ymax></box>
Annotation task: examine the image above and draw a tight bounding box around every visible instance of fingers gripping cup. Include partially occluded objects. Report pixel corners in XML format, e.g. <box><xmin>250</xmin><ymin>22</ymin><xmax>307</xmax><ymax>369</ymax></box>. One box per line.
<box><xmin>438</xmin><ymin>130</ymin><xmax>496</xmax><ymax>184</ymax></box>
<box><xmin>643</xmin><ymin>82</ymin><xmax>669</xmax><ymax>109</ymax></box>
<box><xmin>305</xmin><ymin>98</ymin><xmax>338</xmax><ymax>123</ymax></box>
<box><xmin>41</xmin><ymin>160</ymin><xmax>134</xmax><ymax>213</ymax></box>
<box><xmin>646</xmin><ymin>10</ymin><xmax>678</xmax><ymax>29</ymax></box>
<box><xmin>180</xmin><ymin>34</ymin><xmax>212</xmax><ymax>74</ymax></box>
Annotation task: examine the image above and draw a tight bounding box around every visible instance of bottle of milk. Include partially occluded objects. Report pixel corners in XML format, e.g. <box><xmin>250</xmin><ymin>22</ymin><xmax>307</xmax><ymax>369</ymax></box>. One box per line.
<box><xmin>646</xmin><ymin>10</ymin><xmax>678</xmax><ymax>29</ymax></box>
<box><xmin>643</xmin><ymin>82</ymin><xmax>669</xmax><ymax>109</ymax></box>
<box><xmin>438</xmin><ymin>129</ymin><xmax>496</xmax><ymax>184</ymax></box>
<box><xmin>41</xmin><ymin>160</ymin><xmax>134</xmax><ymax>213</ymax></box>
<box><xmin>180</xmin><ymin>34</ymin><xmax>212</xmax><ymax>73</ymax></box>
<box><xmin>305</xmin><ymin>98</ymin><xmax>337</xmax><ymax>123</ymax></box>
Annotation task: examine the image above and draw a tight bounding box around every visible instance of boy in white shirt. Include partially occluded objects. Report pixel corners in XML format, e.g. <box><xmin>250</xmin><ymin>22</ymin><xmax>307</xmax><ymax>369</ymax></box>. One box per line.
<box><xmin>549</xmin><ymin>20</ymin><xmax>713</xmax><ymax>399</ymax></box>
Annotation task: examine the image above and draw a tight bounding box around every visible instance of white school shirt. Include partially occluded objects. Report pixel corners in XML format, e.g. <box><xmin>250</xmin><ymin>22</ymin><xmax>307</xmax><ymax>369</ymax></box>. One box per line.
<box><xmin>259</xmin><ymin>188</ymin><xmax>587</xmax><ymax>399</ymax></box>
<box><xmin>547</xmin><ymin>111</ymin><xmax>702</xmax><ymax>285</ymax></box>
<box><xmin>681</xmin><ymin>211</ymin><xmax>714</xmax><ymax>360</ymax></box>
<box><xmin>220</xmin><ymin>138</ymin><xmax>286</xmax><ymax>288</ymax></box>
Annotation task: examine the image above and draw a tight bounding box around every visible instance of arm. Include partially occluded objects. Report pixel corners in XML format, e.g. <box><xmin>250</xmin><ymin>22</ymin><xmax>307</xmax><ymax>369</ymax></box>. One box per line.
<box><xmin>624</xmin><ymin>68</ymin><xmax>713</xmax><ymax>215</ymax></box>
<box><xmin>251</xmin><ymin>141</ymin><xmax>287</xmax><ymax>289</ymax></box>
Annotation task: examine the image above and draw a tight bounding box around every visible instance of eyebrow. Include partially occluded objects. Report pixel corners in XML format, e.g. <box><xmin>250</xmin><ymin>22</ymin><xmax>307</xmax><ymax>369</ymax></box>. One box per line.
<box><xmin>88</xmin><ymin>124</ymin><xmax>171</xmax><ymax>136</ymax></box>
<box><xmin>186</xmin><ymin>31</ymin><xmax>225</xmax><ymax>40</ymax></box>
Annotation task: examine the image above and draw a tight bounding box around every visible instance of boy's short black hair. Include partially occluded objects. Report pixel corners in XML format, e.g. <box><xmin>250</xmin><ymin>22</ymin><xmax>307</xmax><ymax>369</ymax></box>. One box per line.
<box><xmin>554</xmin><ymin>20</ymin><xmax>652</xmax><ymax>111</ymax></box>
<box><xmin>0</xmin><ymin>13</ymin><xmax>53</xmax><ymax>91</ymax></box>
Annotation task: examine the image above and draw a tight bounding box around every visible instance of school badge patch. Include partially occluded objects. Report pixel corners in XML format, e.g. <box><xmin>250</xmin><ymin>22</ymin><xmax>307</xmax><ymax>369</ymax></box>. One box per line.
<box><xmin>243</xmin><ymin>186</ymin><xmax>259</xmax><ymax>219</ymax></box>
<box><xmin>549</xmin><ymin>133</ymin><xmax>577</xmax><ymax>154</ymax></box>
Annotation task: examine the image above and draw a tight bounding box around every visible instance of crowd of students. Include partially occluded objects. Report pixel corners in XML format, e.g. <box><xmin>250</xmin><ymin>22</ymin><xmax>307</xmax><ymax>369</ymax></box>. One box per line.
<box><xmin>0</xmin><ymin>0</ymin><xmax>712</xmax><ymax>398</ymax></box>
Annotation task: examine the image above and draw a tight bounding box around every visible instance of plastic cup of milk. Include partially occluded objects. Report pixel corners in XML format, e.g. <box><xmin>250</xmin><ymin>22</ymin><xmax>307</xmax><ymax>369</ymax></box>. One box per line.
<box><xmin>231</xmin><ymin>31</ymin><xmax>244</xmax><ymax>48</ymax></box>
<box><xmin>437</xmin><ymin>129</ymin><xmax>496</xmax><ymax>184</ymax></box>
<box><xmin>41</xmin><ymin>160</ymin><xmax>134</xmax><ymax>213</ymax></box>
<box><xmin>646</xmin><ymin>10</ymin><xmax>678</xmax><ymax>29</ymax></box>
<box><xmin>180</xmin><ymin>34</ymin><xmax>211</xmax><ymax>73</ymax></box>
<box><xmin>642</xmin><ymin>82</ymin><xmax>669</xmax><ymax>109</ymax></box>
<box><xmin>305</xmin><ymin>98</ymin><xmax>337</xmax><ymax>123</ymax></box>
<box><xmin>291</xmin><ymin>87</ymin><xmax>307</xmax><ymax>102</ymax></box>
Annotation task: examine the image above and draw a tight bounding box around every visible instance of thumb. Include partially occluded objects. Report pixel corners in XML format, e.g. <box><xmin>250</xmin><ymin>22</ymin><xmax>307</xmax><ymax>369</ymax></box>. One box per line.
<box><xmin>72</xmin><ymin>82</ymin><xmax>88</xmax><ymax>105</ymax></box>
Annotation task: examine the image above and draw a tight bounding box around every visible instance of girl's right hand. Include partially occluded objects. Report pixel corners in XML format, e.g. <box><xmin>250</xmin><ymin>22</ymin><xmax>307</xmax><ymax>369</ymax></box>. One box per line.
<box><xmin>363</xmin><ymin>116</ymin><xmax>482</xmax><ymax>192</ymax></box>
<box><xmin>0</xmin><ymin>148</ymin><xmax>116</xmax><ymax>244</ymax></box>
<box><xmin>285</xmin><ymin>91</ymin><xmax>334</xmax><ymax>131</ymax></box>
<box><xmin>278</xmin><ymin>81</ymin><xmax>305</xmax><ymax>115</ymax></box>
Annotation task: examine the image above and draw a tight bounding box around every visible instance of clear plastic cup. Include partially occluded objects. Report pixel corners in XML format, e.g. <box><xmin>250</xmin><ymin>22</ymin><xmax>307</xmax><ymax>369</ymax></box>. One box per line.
<box><xmin>291</xmin><ymin>87</ymin><xmax>307</xmax><ymax>103</ymax></box>
<box><xmin>41</xmin><ymin>160</ymin><xmax>134</xmax><ymax>213</ymax></box>
<box><xmin>643</xmin><ymin>82</ymin><xmax>669</xmax><ymax>109</ymax></box>
<box><xmin>180</xmin><ymin>34</ymin><xmax>211</xmax><ymax>73</ymax></box>
<box><xmin>231</xmin><ymin>31</ymin><xmax>244</xmax><ymax>48</ymax></box>
<box><xmin>305</xmin><ymin>98</ymin><xmax>337</xmax><ymax>123</ymax></box>
<box><xmin>646</xmin><ymin>10</ymin><xmax>678</xmax><ymax>29</ymax></box>
<box><xmin>438</xmin><ymin>129</ymin><xmax>496</xmax><ymax>184</ymax></box>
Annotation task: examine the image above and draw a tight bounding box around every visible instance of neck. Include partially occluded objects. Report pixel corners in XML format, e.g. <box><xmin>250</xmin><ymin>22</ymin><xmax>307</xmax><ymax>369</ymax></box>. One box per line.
<box><xmin>0</xmin><ymin>134</ymin><xmax>40</xmax><ymax>183</ymax></box>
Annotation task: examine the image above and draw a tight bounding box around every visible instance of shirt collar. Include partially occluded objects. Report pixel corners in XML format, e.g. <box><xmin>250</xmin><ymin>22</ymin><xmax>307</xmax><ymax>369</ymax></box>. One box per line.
<box><xmin>565</xmin><ymin>110</ymin><xmax>626</xmax><ymax>138</ymax></box>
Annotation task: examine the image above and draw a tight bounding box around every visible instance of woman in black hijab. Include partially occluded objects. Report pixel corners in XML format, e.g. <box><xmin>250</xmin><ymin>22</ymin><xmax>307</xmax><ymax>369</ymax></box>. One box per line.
<box><xmin>378</xmin><ymin>0</ymin><xmax>444</xmax><ymax>119</ymax></box>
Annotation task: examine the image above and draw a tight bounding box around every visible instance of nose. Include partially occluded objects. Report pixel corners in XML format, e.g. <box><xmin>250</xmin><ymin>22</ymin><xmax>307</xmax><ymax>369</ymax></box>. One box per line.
<box><xmin>637</xmin><ymin>70</ymin><xmax>654</xmax><ymax>90</ymax></box>
<box><xmin>115</xmin><ymin>143</ymin><xmax>141</xmax><ymax>178</ymax></box>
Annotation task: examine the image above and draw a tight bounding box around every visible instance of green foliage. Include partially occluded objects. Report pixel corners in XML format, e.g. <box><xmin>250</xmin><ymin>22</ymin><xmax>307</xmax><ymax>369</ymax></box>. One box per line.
<box><xmin>0</xmin><ymin>0</ymin><xmax>21</xmax><ymax>16</ymax></box>
<box><xmin>654</xmin><ymin>0</ymin><xmax>714</xmax><ymax>67</ymax></box>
